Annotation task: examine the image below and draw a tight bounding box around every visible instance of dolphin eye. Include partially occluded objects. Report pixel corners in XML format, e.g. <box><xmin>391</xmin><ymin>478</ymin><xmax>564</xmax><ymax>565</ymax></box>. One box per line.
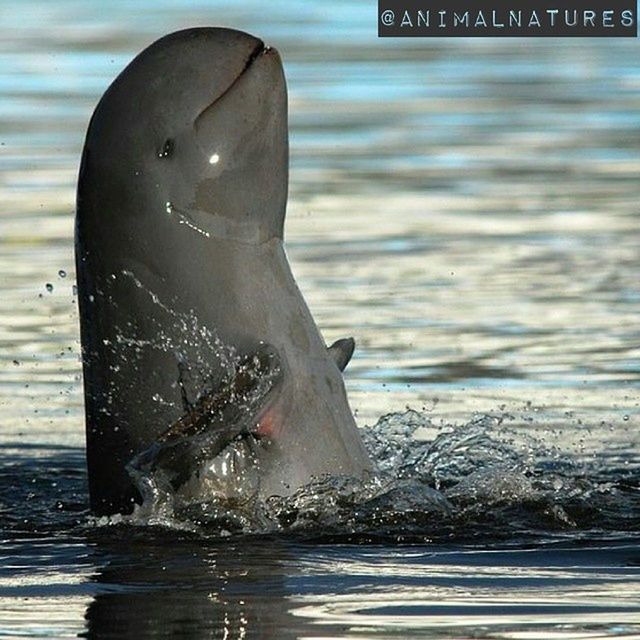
<box><xmin>158</xmin><ymin>138</ymin><xmax>174</xmax><ymax>159</ymax></box>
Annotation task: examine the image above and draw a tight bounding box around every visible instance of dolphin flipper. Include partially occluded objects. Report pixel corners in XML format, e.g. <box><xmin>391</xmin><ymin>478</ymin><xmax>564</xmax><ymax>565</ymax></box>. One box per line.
<box><xmin>327</xmin><ymin>337</ymin><xmax>355</xmax><ymax>372</ymax></box>
<box><xmin>128</xmin><ymin>344</ymin><xmax>282</xmax><ymax>491</ymax></box>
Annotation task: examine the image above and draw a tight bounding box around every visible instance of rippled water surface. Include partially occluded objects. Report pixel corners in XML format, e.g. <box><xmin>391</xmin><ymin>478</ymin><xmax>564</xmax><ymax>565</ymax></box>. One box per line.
<box><xmin>1</xmin><ymin>0</ymin><xmax>639</xmax><ymax>638</ymax></box>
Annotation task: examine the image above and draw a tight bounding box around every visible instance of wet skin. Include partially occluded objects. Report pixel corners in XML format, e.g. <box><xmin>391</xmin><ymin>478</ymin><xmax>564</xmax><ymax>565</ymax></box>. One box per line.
<box><xmin>76</xmin><ymin>28</ymin><xmax>373</xmax><ymax>516</ymax></box>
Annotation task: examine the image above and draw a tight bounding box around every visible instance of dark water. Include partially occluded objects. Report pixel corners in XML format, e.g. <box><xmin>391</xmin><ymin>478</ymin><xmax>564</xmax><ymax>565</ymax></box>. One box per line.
<box><xmin>1</xmin><ymin>0</ymin><xmax>640</xmax><ymax>637</ymax></box>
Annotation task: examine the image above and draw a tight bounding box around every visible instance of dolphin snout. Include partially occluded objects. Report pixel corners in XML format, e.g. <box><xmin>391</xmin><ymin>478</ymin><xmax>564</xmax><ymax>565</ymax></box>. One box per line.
<box><xmin>195</xmin><ymin>41</ymin><xmax>280</xmax><ymax>125</ymax></box>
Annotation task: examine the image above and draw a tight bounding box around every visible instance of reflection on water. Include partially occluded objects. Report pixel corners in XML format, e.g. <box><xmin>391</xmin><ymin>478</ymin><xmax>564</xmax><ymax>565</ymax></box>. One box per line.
<box><xmin>0</xmin><ymin>0</ymin><xmax>639</xmax><ymax>637</ymax></box>
<box><xmin>83</xmin><ymin>539</ymin><xmax>304</xmax><ymax>639</ymax></box>
<box><xmin>3</xmin><ymin>532</ymin><xmax>640</xmax><ymax>639</ymax></box>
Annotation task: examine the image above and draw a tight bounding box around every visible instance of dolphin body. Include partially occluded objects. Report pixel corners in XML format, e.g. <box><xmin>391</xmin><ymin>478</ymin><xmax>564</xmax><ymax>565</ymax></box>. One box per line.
<box><xmin>75</xmin><ymin>28</ymin><xmax>372</xmax><ymax>516</ymax></box>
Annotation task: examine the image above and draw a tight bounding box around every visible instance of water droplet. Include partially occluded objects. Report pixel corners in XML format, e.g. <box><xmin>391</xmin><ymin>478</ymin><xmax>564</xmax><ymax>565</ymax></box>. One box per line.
<box><xmin>209</xmin><ymin>153</ymin><xmax>220</xmax><ymax>165</ymax></box>
<box><xmin>623</xmin><ymin>415</ymin><xmax>629</xmax><ymax>421</ymax></box>
<box><xmin>88</xmin><ymin>294</ymin><xmax>95</xmax><ymax>302</ymax></box>
<box><xmin>58</xmin><ymin>269</ymin><xmax>67</xmax><ymax>278</ymax></box>
<box><xmin>45</xmin><ymin>283</ymin><xmax>53</xmax><ymax>292</ymax></box>
<box><xmin>165</xmin><ymin>201</ymin><xmax>173</xmax><ymax>214</ymax></box>
<box><xmin>158</xmin><ymin>138</ymin><xmax>174</xmax><ymax>159</ymax></box>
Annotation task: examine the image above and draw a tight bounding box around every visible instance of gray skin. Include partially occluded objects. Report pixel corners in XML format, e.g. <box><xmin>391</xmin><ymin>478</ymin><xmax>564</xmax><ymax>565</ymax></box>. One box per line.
<box><xmin>76</xmin><ymin>28</ymin><xmax>373</xmax><ymax>516</ymax></box>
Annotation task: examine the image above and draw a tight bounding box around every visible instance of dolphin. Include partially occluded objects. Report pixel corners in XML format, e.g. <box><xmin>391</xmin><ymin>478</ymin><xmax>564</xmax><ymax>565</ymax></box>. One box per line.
<box><xmin>75</xmin><ymin>28</ymin><xmax>373</xmax><ymax>516</ymax></box>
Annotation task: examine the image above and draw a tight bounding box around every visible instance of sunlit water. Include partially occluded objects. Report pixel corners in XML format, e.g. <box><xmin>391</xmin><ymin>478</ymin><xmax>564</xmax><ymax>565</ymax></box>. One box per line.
<box><xmin>1</xmin><ymin>0</ymin><xmax>639</xmax><ymax>638</ymax></box>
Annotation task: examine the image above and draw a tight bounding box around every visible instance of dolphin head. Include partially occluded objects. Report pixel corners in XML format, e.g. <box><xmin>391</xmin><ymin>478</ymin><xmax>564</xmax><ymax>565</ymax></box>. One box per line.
<box><xmin>79</xmin><ymin>28</ymin><xmax>287</xmax><ymax>244</ymax></box>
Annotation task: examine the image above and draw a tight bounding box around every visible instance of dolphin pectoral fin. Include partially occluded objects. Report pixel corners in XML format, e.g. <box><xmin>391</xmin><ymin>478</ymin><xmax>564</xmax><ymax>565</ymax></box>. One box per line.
<box><xmin>160</xmin><ymin>342</ymin><xmax>283</xmax><ymax>444</ymax></box>
<box><xmin>328</xmin><ymin>337</ymin><xmax>355</xmax><ymax>372</ymax></box>
<box><xmin>128</xmin><ymin>343</ymin><xmax>283</xmax><ymax>491</ymax></box>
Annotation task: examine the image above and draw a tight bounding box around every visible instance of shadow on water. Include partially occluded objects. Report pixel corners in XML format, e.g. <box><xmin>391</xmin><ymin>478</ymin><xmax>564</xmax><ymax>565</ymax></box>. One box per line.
<box><xmin>81</xmin><ymin>535</ymin><xmax>640</xmax><ymax>640</ymax></box>
<box><xmin>82</xmin><ymin>536</ymin><xmax>317</xmax><ymax>640</ymax></box>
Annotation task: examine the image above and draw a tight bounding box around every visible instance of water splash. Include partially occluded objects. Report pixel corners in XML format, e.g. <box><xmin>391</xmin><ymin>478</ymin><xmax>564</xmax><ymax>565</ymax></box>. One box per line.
<box><xmin>91</xmin><ymin>271</ymin><xmax>242</xmax><ymax>428</ymax></box>
<box><xmin>88</xmin><ymin>409</ymin><xmax>640</xmax><ymax>542</ymax></box>
<box><xmin>71</xmin><ymin>283</ymin><xmax>640</xmax><ymax>542</ymax></box>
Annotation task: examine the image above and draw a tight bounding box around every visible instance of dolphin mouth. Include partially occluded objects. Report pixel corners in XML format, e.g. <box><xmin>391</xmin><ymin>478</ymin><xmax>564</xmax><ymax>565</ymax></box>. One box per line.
<box><xmin>194</xmin><ymin>41</ymin><xmax>273</xmax><ymax>125</ymax></box>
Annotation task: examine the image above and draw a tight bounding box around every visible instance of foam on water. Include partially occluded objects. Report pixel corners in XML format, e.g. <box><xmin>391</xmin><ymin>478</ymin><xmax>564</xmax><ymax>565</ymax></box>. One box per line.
<box><xmin>80</xmin><ymin>408</ymin><xmax>639</xmax><ymax>543</ymax></box>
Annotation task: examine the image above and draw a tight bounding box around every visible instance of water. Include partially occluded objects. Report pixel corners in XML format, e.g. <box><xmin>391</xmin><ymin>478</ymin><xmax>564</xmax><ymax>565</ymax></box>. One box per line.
<box><xmin>1</xmin><ymin>0</ymin><xmax>639</xmax><ymax>637</ymax></box>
